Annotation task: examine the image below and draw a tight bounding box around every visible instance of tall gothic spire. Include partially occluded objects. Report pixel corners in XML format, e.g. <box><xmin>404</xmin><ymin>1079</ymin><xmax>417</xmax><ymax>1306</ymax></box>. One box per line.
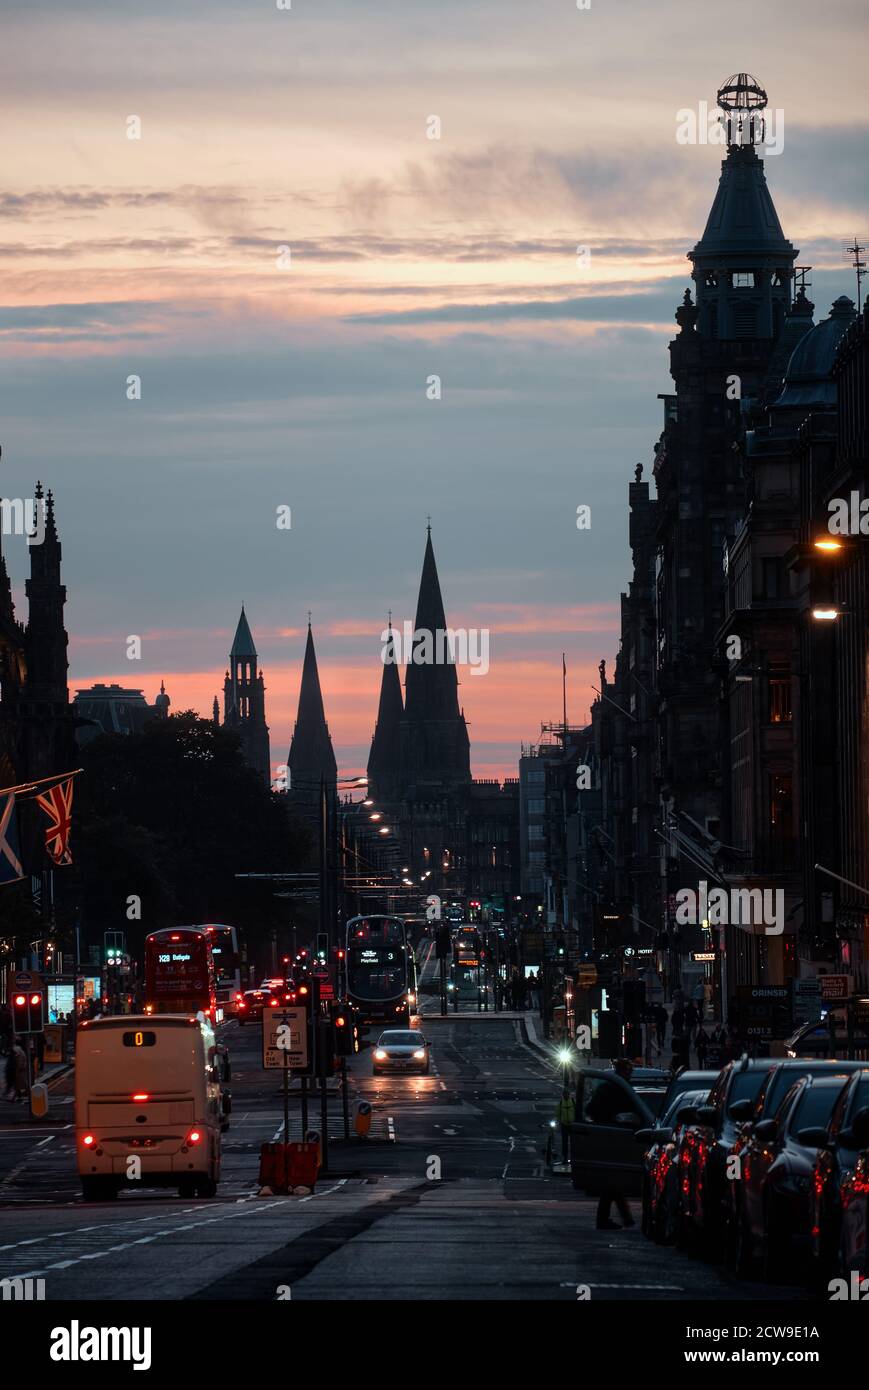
<box><xmin>287</xmin><ymin>621</ymin><xmax>337</xmax><ymax>789</ymax></box>
<box><xmin>399</xmin><ymin>527</ymin><xmax>470</xmax><ymax>790</ymax></box>
<box><xmin>403</xmin><ymin>527</ymin><xmax>462</xmax><ymax>722</ymax></box>
<box><xmin>367</xmin><ymin>617</ymin><xmax>403</xmax><ymax>799</ymax></box>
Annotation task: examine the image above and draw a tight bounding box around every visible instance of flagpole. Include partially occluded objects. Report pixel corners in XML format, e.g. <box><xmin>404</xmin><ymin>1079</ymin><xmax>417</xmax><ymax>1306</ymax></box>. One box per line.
<box><xmin>0</xmin><ymin>767</ymin><xmax>84</xmax><ymax>799</ymax></box>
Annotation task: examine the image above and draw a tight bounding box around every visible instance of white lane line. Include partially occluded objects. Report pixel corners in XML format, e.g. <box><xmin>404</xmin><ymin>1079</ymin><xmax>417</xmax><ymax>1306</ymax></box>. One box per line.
<box><xmin>387</xmin><ymin>1116</ymin><xmax>396</xmax><ymax>1142</ymax></box>
<box><xmin>35</xmin><ymin>1136</ymin><xmax>55</xmax><ymax>1148</ymax></box>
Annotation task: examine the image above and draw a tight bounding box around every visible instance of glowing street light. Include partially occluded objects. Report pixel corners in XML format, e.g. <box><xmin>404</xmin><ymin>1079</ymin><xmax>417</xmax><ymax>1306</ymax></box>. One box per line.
<box><xmin>814</xmin><ymin>537</ymin><xmax>843</xmax><ymax>553</ymax></box>
<box><xmin>812</xmin><ymin>607</ymin><xmax>840</xmax><ymax>621</ymax></box>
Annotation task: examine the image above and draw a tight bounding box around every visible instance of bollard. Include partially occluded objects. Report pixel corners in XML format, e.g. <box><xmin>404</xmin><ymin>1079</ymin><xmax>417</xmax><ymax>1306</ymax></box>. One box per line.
<box><xmin>30</xmin><ymin>1082</ymin><xmax>49</xmax><ymax>1119</ymax></box>
<box><xmin>354</xmin><ymin>1099</ymin><xmax>372</xmax><ymax>1138</ymax></box>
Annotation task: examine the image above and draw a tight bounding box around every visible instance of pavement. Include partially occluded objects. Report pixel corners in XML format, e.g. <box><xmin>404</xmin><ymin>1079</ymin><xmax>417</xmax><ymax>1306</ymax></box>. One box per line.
<box><xmin>0</xmin><ymin>1007</ymin><xmax>800</xmax><ymax>1302</ymax></box>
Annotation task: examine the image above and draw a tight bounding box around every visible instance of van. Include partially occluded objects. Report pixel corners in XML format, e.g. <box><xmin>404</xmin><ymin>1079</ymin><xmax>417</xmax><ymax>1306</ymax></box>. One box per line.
<box><xmin>75</xmin><ymin>1013</ymin><xmax>223</xmax><ymax>1201</ymax></box>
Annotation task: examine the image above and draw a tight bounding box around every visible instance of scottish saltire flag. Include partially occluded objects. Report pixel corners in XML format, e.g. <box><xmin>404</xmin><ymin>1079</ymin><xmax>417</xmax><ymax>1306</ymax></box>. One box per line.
<box><xmin>0</xmin><ymin>792</ymin><xmax>24</xmax><ymax>883</ymax></box>
<box><xmin>35</xmin><ymin>777</ymin><xmax>74</xmax><ymax>866</ymax></box>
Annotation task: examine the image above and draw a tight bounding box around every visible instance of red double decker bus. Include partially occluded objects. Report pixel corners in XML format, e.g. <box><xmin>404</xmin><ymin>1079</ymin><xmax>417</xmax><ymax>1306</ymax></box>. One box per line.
<box><xmin>144</xmin><ymin>927</ymin><xmax>220</xmax><ymax>1022</ymax></box>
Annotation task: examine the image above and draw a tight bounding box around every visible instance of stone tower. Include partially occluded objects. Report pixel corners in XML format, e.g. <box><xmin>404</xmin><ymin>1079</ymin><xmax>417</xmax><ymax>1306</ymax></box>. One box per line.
<box><xmin>222</xmin><ymin>606</ymin><xmax>271</xmax><ymax>784</ymax></box>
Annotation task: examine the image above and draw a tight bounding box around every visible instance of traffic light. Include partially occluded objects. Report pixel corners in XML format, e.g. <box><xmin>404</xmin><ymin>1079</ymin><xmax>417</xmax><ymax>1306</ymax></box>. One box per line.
<box><xmin>316</xmin><ymin>932</ymin><xmax>328</xmax><ymax>962</ymax></box>
<box><xmin>12</xmin><ymin>990</ymin><xmax>44</xmax><ymax>1034</ymax></box>
<box><xmin>332</xmin><ymin>1005</ymin><xmax>356</xmax><ymax>1056</ymax></box>
<box><xmin>556</xmin><ymin>937</ymin><xmax>566</xmax><ymax>958</ymax></box>
<box><xmin>435</xmin><ymin>926</ymin><xmax>452</xmax><ymax>960</ymax></box>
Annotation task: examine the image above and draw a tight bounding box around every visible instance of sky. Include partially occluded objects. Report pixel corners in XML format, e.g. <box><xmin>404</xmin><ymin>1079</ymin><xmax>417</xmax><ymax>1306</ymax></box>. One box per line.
<box><xmin>1</xmin><ymin>0</ymin><xmax>867</xmax><ymax>780</ymax></box>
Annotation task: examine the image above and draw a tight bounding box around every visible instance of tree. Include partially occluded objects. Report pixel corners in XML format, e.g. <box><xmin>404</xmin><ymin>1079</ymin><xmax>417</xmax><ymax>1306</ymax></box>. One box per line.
<box><xmin>71</xmin><ymin>712</ymin><xmax>311</xmax><ymax>964</ymax></box>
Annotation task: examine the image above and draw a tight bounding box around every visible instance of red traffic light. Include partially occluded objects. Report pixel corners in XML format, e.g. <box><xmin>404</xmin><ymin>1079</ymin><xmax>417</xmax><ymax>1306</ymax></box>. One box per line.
<box><xmin>335</xmin><ymin>1015</ymin><xmax>346</xmax><ymax>1028</ymax></box>
<box><xmin>30</xmin><ymin>993</ymin><xmax>41</xmax><ymax>1006</ymax></box>
<box><xmin>14</xmin><ymin>994</ymin><xmax>26</xmax><ymax>1007</ymax></box>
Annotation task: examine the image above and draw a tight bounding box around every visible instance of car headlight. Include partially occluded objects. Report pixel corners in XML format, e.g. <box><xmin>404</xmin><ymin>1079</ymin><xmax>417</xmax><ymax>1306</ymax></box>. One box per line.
<box><xmin>374</xmin><ymin>1049</ymin><xmax>387</xmax><ymax>1060</ymax></box>
<box><xmin>413</xmin><ymin>1049</ymin><xmax>426</xmax><ymax>1059</ymax></box>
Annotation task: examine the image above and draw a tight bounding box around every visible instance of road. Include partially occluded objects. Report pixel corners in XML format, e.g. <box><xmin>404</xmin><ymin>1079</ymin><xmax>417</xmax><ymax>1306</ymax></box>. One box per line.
<box><xmin>0</xmin><ymin>1001</ymin><xmax>804</xmax><ymax>1301</ymax></box>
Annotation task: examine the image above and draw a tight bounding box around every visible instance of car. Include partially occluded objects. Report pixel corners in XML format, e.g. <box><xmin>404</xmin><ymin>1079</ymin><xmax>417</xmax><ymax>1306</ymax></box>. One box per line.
<box><xmin>236</xmin><ymin>989</ymin><xmax>268</xmax><ymax>1024</ymax></box>
<box><xmin>569</xmin><ymin>1067</ymin><xmax>659</xmax><ymax>1195</ymax></box>
<box><xmin>784</xmin><ymin>1013</ymin><xmax>848</xmax><ymax>1058</ymax></box>
<box><xmin>639</xmin><ymin>1088</ymin><xmax>710</xmax><ymax>1244</ymax></box>
<box><xmin>724</xmin><ymin>1057</ymin><xmax>865</xmax><ymax>1264</ymax></box>
<box><xmin>731</xmin><ymin>1072</ymin><xmax>853</xmax><ymax>1282</ymax></box>
<box><xmin>674</xmin><ymin>1056</ymin><xmax>777</xmax><ymax>1256</ymax></box>
<box><xmin>659</xmin><ymin>1069</ymin><xmax>720</xmax><ymax>1113</ymax></box>
<box><xmin>805</xmin><ymin>1067</ymin><xmax>869</xmax><ymax>1288</ymax></box>
<box><xmin>372</xmin><ymin>1029</ymin><xmax>431</xmax><ymax>1074</ymax></box>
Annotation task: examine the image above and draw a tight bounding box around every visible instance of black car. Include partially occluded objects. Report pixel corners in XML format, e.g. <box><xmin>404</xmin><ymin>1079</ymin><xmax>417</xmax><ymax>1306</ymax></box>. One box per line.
<box><xmin>675</xmin><ymin>1056</ymin><xmax>777</xmax><ymax>1256</ymax></box>
<box><xmin>639</xmin><ymin>1088</ymin><xmax>710</xmax><ymax>1245</ymax></box>
<box><xmin>806</xmin><ymin>1067</ymin><xmax>869</xmax><ymax>1288</ymax></box>
<box><xmin>724</xmin><ymin>1058</ymin><xmax>865</xmax><ymax>1262</ymax></box>
<box><xmin>731</xmin><ymin>1072</ymin><xmax>853</xmax><ymax>1282</ymax></box>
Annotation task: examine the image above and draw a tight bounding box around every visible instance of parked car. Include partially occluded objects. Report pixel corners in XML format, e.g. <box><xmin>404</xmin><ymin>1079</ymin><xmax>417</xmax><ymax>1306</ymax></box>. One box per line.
<box><xmin>570</xmin><ymin>1067</ymin><xmax>659</xmax><ymax>1195</ymax></box>
<box><xmin>660</xmin><ymin>1069</ymin><xmax>720</xmax><ymax>1113</ymax></box>
<box><xmin>675</xmin><ymin>1056</ymin><xmax>777</xmax><ymax>1256</ymax></box>
<box><xmin>806</xmin><ymin>1067</ymin><xmax>869</xmax><ymax>1288</ymax></box>
<box><xmin>731</xmin><ymin>1073</ymin><xmax>853</xmax><ymax>1282</ymax></box>
<box><xmin>724</xmin><ymin>1058</ymin><xmax>865</xmax><ymax>1263</ymax></box>
<box><xmin>639</xmin><ymin>1088</ymin><xmax>710</xmax><ymax>1244</ymax></box>
<box><xmin>784</xmin><ymin>1013</ymin><xmax>848</xmax><ymax>1058</ymax></box>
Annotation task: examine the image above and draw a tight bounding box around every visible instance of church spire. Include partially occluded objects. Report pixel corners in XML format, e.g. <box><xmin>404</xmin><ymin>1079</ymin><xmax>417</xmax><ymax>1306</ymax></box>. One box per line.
<box><xmin>287</xmin><ymin>621</ymin><xmax>337</xmax><ymax>789</ymax></box>
<box><xmin>223</xmin><ymin>605</ymin><xmax>270</xmax><ymax>782</ymax></box>
<box><xmin>399</xmin><ymin>526</ymin><xmax>470</xmax><ymax>790</ymax></box>
<box><xmin>368</xmin><ymin>615</ymin><xmax>404</xmax><ymax>799</ymax></box>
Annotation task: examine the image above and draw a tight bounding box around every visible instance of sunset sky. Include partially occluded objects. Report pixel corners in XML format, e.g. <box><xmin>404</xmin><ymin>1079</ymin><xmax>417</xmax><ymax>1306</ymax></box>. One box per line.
<box><xmin>1</xmin><ymin>0</ymin><xmax>866</xmax><ymax>779</ymax></box>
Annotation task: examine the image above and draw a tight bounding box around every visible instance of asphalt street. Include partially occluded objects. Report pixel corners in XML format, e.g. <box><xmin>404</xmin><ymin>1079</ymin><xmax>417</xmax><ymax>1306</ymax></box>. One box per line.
<box><xmin>0</xmin><ymin>989</ymin><xmax>806</xmax><ymax>1302</ymax></box>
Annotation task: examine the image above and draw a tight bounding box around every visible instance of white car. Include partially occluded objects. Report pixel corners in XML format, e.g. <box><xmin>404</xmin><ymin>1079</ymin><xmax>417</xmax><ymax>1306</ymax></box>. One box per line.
<box><xmin>373</xmin><ymin>1030</ymin><xmax>431</xmax><ymax>1074</ymax></box>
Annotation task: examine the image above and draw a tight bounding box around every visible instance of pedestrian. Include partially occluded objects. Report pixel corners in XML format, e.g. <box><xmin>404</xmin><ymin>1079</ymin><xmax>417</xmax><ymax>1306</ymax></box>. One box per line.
<box><xmin>556</xmin><ymin>1088</ymin><xmax>575</xmax><ymax>1163</ymax></box>
<box><xmin>671</xmin><ymin>1002</ymin><xmax>684</xmax><ymax>1036</ymax></box>
<box><xmin>34</xmin><ymin>1029</ymin><xmax>46</xmax><ymax>1074</ymax></box>
<box><xmin>692</xmin><ymin>979</ymin><xmax>705</xmax><ymax>1021</ymax></box>
<box><xmin>6</xmin><ymin>1043</ymin><xmax>28</xmax><ymax>1101</ymax></box>
<box><xmin>671</xmin><ymin>1031</ymin><xmax>691</xmax><ymax>1072</ymax></box>
<box><xmin>695</xmin><ymin>1022</ymin><xmax>710</xmax><ymax>1067</ymax></box>
<box><xmin>684</xmin><ymin>999</ymin><xmax>698</xmax><ymax>1038</ymax></box>
<box><xmin>589</xmin><ymin>1059</ymin><xmax>636</xmax><ymax>1229</ymax></box>
<box><xmin>653</xmin><ymin>1003</ymin><xmax>667</xmax><ymax>1052</ymax></box>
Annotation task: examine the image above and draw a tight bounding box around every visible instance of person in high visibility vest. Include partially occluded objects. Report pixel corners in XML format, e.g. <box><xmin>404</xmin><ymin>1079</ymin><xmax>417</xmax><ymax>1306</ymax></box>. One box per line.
<box><xmin>556</xmin><ymin>1089</ymin><xmax>575</xmax><ymax>1162</ymax></box>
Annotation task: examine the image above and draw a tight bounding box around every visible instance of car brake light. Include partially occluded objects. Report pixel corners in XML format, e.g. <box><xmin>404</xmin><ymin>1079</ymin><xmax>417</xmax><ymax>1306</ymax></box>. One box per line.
<box><xmin>235</xmin><ymin>993</ymin><xmax>243</xmax><ymax>1001</ymax></box>
<box><xmin>187</xmin><ymin>1130</ymin><xmax>202</xmax><ymax>1145</ymax></box>
<box><xmin>83</xmin><ymin>1134</ymin><xmax>95</xmax><ymax>1147</ymax></box>
<box><xmin>239</xmin><ymin>1001</ymin><xmax>247</xmax><ymax>1009</ymax></box>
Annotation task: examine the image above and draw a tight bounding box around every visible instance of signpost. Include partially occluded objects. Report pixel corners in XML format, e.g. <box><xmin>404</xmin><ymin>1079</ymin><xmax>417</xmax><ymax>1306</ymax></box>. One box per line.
<box><xmin>736</xmin><ymin>985</ymin><xmax>791</xmax><ymax>1042</ymax></box>
<box><xmin>263</xmin><ymin>1005</ymin><xmax>309</xmax><ymax>1145</ymax></box>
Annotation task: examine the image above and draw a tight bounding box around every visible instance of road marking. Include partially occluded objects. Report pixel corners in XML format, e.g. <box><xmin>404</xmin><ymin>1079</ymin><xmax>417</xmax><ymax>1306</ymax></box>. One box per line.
<box><xmin>387</xmin><ymin>1116</ymin><xmax>396</xmax><ymax>1142</ymax></box>
<box><xmin>35</xmin><ymin>1136</ymin><xmax>55</xmax><ymax>1148</ymax></box>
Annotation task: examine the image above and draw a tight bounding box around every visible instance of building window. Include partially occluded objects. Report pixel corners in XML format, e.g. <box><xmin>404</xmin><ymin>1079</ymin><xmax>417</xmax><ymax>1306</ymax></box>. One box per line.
<box><xmin>733</xmin><ymin>272</ymin><xmax>755</xmax><ymax>288</ymax></box>
<box><xmin>768</xmin><ymin>674</ymin><xmax>792</xmax><ymax>724</ymax></box>
<box><xmin>527</xmin><ymin>798</ymin><xmax>545</xmax><ymax>815</ymax></box>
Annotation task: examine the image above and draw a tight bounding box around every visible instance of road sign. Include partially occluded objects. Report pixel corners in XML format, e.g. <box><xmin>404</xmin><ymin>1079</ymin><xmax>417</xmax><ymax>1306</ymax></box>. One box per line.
<box><xmin>819</xmin><ymin>974</ymin><xmax>851</xmax><ymax>1002</ymax></box>
<box><xmin>736</xmin><ymin>985</ymin><xmax>791</xmax><ymax>1041</ymax></box>
<box><xmin>13</xmin><ymin>970</ymin><xmax>42</xmax><ymax>989</ymax></box>
<box><xmin>263</xmin><ymin>1006</ymin><xmax>309</xmax><ymax>1070</ymax></box>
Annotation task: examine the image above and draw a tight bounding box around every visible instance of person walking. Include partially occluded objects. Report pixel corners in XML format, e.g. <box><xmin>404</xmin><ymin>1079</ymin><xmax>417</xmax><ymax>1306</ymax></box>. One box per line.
<box><xmin>653</xmin><ymin>1003</ymin><xmax>667</xmax><ymax>1053</ymax></box>
<box><xmin>684</xmin><ymin>999</ymin><xmax>698</xmax><ymax>1040</ymax></box>
<box><xmin>692</xmin><ymin>979</ymin><xmax>706</xmax><ymax>1022</ymax></box>
<box><xmin>695</xmin><ymin>1022</ymin><xmax>710</xmax><ymax>1068</ymax></box>
<box><xmin>588</xmin><ymin>1060</ymin><xmax>636</xmax><ymax>1229</ymax></box>
<box><xmin>556</xmin><ymin>1088</ymin><xmax>575</xmax><ymax>1164</ymax></box>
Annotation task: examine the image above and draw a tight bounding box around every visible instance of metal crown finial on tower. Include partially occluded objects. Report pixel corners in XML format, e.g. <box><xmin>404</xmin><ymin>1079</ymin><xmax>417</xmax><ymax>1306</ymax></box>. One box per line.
<box><xmin>717</xmin><ymin>72</ymin><xmax>768</xmax><ymax>147</ymax></box>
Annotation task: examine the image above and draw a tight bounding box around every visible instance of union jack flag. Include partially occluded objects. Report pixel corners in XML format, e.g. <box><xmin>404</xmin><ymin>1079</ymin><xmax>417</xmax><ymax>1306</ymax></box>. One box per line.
<box><xmin>35</xmin><ymin>777</ymin><xmax>74</xmax><ymax>866</ymax></box>
<box><xmin>0</xmin><ymin>792</ymin><xmax>24</xmax><ymax>883</ymax></box>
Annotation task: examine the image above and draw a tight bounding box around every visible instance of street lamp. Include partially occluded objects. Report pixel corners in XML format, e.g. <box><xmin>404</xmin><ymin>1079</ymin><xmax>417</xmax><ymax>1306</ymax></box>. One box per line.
<box><xmin>813</xmin><ymin>538</ymin><xmax>843</xmax><ymax>553</ymax></box>
<box><xmin>812</xmin><ymin>606</ymin><xmax>840</xmax><ymax>621</ymax></box>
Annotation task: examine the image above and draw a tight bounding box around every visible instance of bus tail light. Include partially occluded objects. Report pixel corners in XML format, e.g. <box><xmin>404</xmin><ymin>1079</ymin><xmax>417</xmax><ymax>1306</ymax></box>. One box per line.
<box><xmin>82</xmin><ymin>1134</ymin><xmax>95</xmax><ymax>1147</ymax></box>
<box><xmin>186</xmin><ymin>1129</ymin><xmax>202</xmax><ymax>1145</ymax></box>
<box><xmin>132</xmin><ymin>1093</ymin><xmax>150</xmax><ymax>1102</ymax></box>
